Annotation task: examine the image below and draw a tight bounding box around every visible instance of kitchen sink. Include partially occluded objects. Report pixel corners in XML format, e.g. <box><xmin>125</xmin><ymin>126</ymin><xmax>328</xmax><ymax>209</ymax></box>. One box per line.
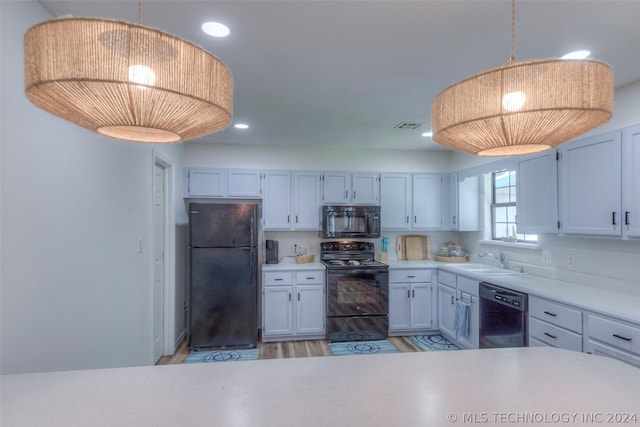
<box><xmin>450</xmin><ymin>263</ymin><xmax>495</xmax><ymax>270</ymax></box>
<box><xmin>462</xmin><ymin>268</ymin><xmax>525</xmax><ymax>276</ymax></box>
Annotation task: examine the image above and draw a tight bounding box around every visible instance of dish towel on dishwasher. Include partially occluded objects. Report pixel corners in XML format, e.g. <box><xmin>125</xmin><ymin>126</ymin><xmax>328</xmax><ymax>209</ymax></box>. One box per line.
<box><xmin>454</xmin><ymin>300</ymin><xmax>471</xmax><ymax>337</ymax></box>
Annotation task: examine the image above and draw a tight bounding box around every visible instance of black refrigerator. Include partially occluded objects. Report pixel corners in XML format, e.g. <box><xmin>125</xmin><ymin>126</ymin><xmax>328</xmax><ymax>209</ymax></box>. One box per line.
<box><xmin>188</xmin><ymin>202</ymin><xmax>258</xmax><ymax>350</ymax></box>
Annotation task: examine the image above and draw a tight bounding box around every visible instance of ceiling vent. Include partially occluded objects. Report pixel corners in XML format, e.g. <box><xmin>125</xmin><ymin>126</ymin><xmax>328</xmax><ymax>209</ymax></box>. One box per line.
<box><xmin>394</xmin><ymin>121</ymin><xmax>422</xmax><ymax>130</ymax></box>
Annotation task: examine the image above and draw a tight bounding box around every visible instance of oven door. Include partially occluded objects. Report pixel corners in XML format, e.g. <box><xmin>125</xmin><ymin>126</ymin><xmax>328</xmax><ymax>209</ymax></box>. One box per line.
<box><xmin>327</xmin><ymin>269</ymin><xmax>388</xmax><ymax>316</ymax></box>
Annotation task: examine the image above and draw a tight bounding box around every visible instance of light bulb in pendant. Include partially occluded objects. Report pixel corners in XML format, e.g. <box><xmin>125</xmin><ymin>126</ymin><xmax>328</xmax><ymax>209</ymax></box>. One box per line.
<box><xmin>502</xmin><ymin>91</ymin><xmax>526</xmax><ymax>112</ymax></box>
<box><xmin>128</xmin><ymin>65</ymin><xmax>156</xmax><ymax>86</ymax></box>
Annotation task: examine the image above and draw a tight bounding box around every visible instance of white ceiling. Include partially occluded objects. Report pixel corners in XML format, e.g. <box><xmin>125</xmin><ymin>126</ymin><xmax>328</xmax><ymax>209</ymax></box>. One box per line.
<box><xmin>38</xmin><ymin>0</ymin><xmax>640</xmax><ymax>151</ymax></box>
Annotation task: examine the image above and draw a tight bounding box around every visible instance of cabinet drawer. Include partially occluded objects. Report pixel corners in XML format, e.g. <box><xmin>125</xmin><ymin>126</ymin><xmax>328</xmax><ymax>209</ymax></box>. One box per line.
<box><xmin>586</xmin><ymin>339</ymin><xmax>640</xmax><ymax>368</ymax></box>
<box><xmin>437</xmin><ymin>270</ymin><xmax>456</xmax><ymax>287</ymax></box>
<box><xmin>264</xmin><ymin>272</ymin><xmax>294</xmax><ymax>286</ymax></box>
<box><xmin>529</xmin><ymin>296</ymin><xmax>582</xmax><ymax>333</ymax></box>
<box><xmin>390</xmin><ymin>269</ymin><xmax>432</xmax><ymax>283</ymax></box>
<box><xmin>529</xmin><ymin>317</ymin><xmax>582</xmax><ymax>352</ymax></box>
<box><xmin>295</xmin><ymin>270</ymin><xmax>324</xmax><ymax>284</ymax></box>
<box><xmin>587</xmin><ymin>314</ymin><xmax>640</xmax><ymax>355</ymax></box>
<box><xmin>456</xmin><ymin>276</ymin><xmax>478</xmax><ymax>297</ymax></box>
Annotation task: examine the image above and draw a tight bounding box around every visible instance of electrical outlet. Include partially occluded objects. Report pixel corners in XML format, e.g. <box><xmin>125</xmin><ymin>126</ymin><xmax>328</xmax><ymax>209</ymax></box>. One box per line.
<box><xmin>542</xmin><ymin>251</ymin><xmax>552</xmax><ymax>265</ymax></box>
<box><xmin>568</xmin><ymin>254</ymin><xmax>576</xmax><ymax>269</ymax></box>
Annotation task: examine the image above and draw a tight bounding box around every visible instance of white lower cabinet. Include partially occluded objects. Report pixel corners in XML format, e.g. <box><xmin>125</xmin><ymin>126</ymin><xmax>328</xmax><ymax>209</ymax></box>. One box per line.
<box><xmin>437</xmin><ymin>271</ymin><xmax>479</xmax><ymax>349</ymax></box>
<box><xmin>388</xmin><ymin>269</ymin><xmax>435</xmax><ymax>335</ymax></box>
<box><xmin>262</xmin><ymin>269</ymin><xmax>325</xmax><ymax>342</ymax></box>
<box><xmin>585</xmin><ymin>313</ymin><xmax>640</xmax><ymax>368</ymax></box>
<box><xmin>528</xmin><ymin>296</ymin><xmax>583</xmax><ymax>352</ymax></box>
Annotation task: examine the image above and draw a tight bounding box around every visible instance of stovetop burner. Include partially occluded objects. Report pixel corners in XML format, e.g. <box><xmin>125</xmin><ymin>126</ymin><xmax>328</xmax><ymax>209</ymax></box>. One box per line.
<box><xmin>320</xmin><ymin>241</ymin><xmax>388</xmax><ymax>269</ymax></box>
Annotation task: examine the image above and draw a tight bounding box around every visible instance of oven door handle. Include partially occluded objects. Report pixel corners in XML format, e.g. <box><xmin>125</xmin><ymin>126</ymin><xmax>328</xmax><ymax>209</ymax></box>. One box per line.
<box><xmin>329</xmin><ymin>269</ymin><xmax>383</xmax><ymax>277</ymax></box>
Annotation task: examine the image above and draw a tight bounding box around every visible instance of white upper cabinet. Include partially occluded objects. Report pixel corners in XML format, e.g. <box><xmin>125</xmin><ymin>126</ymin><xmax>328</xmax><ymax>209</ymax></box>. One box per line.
<box><xmin>184</xmin><ymin>168</ymin><xmax>261</xmax><ymax>198</ymax></box>
<box><xmin>380</xmin><ymin>173</ymin><xmax>412</xmax><ymax>229</ymax></box>
<box><xmin>227</xmin><ymin>169</ymin><xmax>262</xmax><ymax>198</ymax></box>
<box><xmin>293</xmin><ymin>171</ymin><xmax>322</xmax><ymax>230</ymax></box>
<box><xmin>559</xmin><ymin>131</ymin><xmax>622</xmax><ymax>236</ymax></box>
<box><xmin>351</xmin><ymin>173</ymin><xmax>380</xmax><ymax>205</ymax></box>
<box><xmin>380</xmin><ymin>173</ymin><xmax>444</xmax><ymax>230</ymax></box>
<box><xmin>262</xmin><ymin>170</ymin><xmax>292</xmax><ymax>230</ymax></box>
<box><xmin>622</xmin><ymin>124</ymin><xmax>640</xmax><ymax>239</ymax></box>
<box><xmin>412</xmin><ymin>174</ymin><xmax>442</xmax><ymax>229</ymax></box>
<box><xmin>184</xmin><ymin>168</ymin><xmax>226</xmax><ymax>197</ymax></box>
<box><xmin>517</xmin><ymin>151</ymin><xmax>558</xmax><ymax>234</ymax></box>
<box><xmin>445</xmin><ymin>173</ymin><xmax>480</xmax><ymax>231</ymax></box>
<box><xmin>322</xmin><ymin>172</ymin><xmax>379</xmax><ymax>205</ymax></box>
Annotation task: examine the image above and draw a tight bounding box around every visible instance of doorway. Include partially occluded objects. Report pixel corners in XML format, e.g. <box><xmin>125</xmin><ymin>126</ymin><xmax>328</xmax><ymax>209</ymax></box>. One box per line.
<box><xmin>152</xmin><ymin>151</ymin><xmax>176</xmax><ymax>363</ymax></box>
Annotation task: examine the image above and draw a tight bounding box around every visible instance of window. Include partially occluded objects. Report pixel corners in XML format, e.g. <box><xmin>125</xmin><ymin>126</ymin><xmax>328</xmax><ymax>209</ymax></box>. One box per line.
<box><xmin>491</xmin><ymin>170</ymin><xmax>537</xmax><ymax>243</ymax></box>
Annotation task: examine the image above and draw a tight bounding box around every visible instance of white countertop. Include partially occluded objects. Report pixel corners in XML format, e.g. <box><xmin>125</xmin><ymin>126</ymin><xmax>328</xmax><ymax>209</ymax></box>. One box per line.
<box><xmin>262</xmin><ymin>260</ymin><xmax>325</xmax><ymax>271</ymax></box>
<box><xmin>386</xmin><ymin>260</ymin><xmax>640</xmax><ymax>325</ymax></box>
<box><xmin>2</xmin><ymin>347</ymin><xmax>638</xmax><ymax>426</ymax></box>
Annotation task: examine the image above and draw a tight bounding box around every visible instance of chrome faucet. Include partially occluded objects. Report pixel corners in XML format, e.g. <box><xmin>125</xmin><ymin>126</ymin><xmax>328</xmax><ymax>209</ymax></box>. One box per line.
<box><xmin>479</xmin><ymin>249</ymin><xmax>506</xmax><ymax>268</ymax></box>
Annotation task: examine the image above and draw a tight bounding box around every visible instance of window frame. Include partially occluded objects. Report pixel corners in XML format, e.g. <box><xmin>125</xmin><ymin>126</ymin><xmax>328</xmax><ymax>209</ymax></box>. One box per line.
<box><xmin>491</xmin><ymin>170</ymin><xmax>537</xmax><ymax>244</ymax></box>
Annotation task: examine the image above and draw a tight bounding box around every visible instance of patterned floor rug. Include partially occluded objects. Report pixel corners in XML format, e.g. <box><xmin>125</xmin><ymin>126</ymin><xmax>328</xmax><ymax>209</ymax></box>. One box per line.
<box><xmin>184</xmin><ymin>348</ymin><xmax>259</xmax><ymax>364</ymax></box>
<box><xmin>328</xmin><ymin>339</ymin><xmax>399</xmax><ymax>356</ymax></box>
<box><xmin>409</xmin><ymin>334</ymin><xmax>460</xmax><ymax>352</ymax></box>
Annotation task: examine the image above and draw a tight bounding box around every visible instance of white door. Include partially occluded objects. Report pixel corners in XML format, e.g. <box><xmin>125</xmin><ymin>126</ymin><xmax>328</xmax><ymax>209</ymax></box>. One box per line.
<box><xmin>380</xmin><ymin>173</ymin><xmax>412</xmax><ymax>229</ymax></box>
<box><xmin>153</xmin><ymin>162</ymin><xmax>166</xmax><ymax>362</ymax></box>
<box><xmin>295</xmin><ymin>284</ymin><xmax>325</xmax><ymax>334</ymax></box>
<box><xmin>262</xmin><ymin>170</ymin><xmax>292</xmax><ymax>230</ymax></box>
<box><xmin>351</xmin><ymin>173</ymin><xmax>379</xmax><ymax>205</ymax></box>
<box><xmin>411</xmin><ymin>283</ymin><xmax>433</xmax><ymax>329</ymax></box>
<box><xmin>263</xmin><ymin>286</ymin><xmax>294</xmax><ymax>336</ymax></box>
<box><xmin>322</xmin><ymin>172</ymin><xmax>351</xmax><ymax>204</ymax></box>
<box><xmin>438</xmin><ymin>283</ymin><xmax>457</xmax><ymax>339</ymax></box>
<box><xmin>388</xmin><ymin>283</ymin><xmax>411</xmax><ymax>330</ymax></box>
<box><xmin>560</xmin><ymin>131</ymin><xmax>622</xmax><ymax>236</ymax></box>
<box><xmin>412</xmin><ymin>174</ymin><xmax>442</xmax><ymax>229</ymax></box>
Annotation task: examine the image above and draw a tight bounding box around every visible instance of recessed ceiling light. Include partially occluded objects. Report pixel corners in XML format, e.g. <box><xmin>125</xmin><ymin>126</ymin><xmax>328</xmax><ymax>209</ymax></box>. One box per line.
<box><xmin>234</xmin><ymin>123</ymin><xmax>249</xmax><ymax>129</ymax></box>
<box><xmin>202</xmin><ymin>22</ymin><xmax>230</xmax><ymax>38</ymax></box>
<box><xmin>422</xmin><ymin>131</ymin><xmax>433</xmax><ymax>137</ymax></box>
<box><xmin>561</xmin><ymin>50</ymin><xmax>591</xmax><ymax>60</ymax></box>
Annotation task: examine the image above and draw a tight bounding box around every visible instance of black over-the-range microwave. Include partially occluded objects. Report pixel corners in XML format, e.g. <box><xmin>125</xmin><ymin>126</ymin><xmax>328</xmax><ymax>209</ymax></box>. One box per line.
<box><xmin>322</xmin><ymin>205</ymin><xmax>381</xmax><ymax>239</ymax></box>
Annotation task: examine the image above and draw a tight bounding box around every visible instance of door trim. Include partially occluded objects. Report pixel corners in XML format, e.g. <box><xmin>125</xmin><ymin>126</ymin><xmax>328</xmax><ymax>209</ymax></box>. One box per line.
<box><xmin>152</xmin><ymin>150</ymin><xmax>176</xmax><ymax>358</ymax></box>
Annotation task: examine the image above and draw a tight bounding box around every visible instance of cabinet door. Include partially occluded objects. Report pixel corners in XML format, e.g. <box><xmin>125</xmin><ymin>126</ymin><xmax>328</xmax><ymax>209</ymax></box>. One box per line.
<box><xmin>623</xmin><ymin>124</ymin><xmax>640</xmax><ymax>238</ymax></box>
<box><xmin>455</xmin><ymin>293</ymin><xmax>479</xmax><ymax>349</ymax></box>
<box><xmin>410</xmin><ymin>283</ymin><xmax>433</xmax><ymax>329</ymax></box>
<box><xmin>517</xmin><ymin>151</ymin><xmax>558</xmax><ymax>234</ymax></box>
<box><xmin>445</xmin><ymin>173</ymin><xmax>457</xmax><ymax>230</ymax></box>
<box><xmin>185</xmin><ymin>168</ymin><xmax>226</xmax><ymax>197</ymax></box>
<box><xmin>352</xmin><ymin>173</ymin><xmax>380</xmax><ymax>205</ymax></box>
<box><xmin>559</xmin><ymin>131</ymin><xmax>622</xmax><ymax>236</ymax></box>
<box><xmin>295</xmin><ymin>284</ymin><xmax>325</xmax><ymax>335</ymax></box>
<box><xmin>262</xmin><ymin>171</ymin><xmax>292</xmax><ymax>230</ymax></box>
<box><xmin>438</xmin><ymin>283</ymin><xmax>456</xmax><ymax>339</ymax></box>
<box><xmin>293</xmin><ymin>171</ymin><xmax>322</xmax><ymax>230</ymax></box>
<box><xmin>412</xmin><ymin>174</ymin><xmax>442</xmax><ymax>229</ymax></box>
<box><xmin>263</xmin><ymin>286</ymin><xmax>293</xmax><ymax>336</ymax></box>
<box><xmin>380</xmin><ymin>173</ymin><xmax>412</xmax><ymax>229</ymax></box>
<box><xmin>389</xmin><ymin>283</ymin><xmax>411</xmax><ymax>330</ymax></box>
<box><xmin>322</xmin><ymin>172</ymin><xmax>350</xmax><ymax>204</ymax></box>
<box><xmin>227</xmin><ymin>169</ymin><xmax>261</xmax><ymax>198</ymax></box>
<box><xmin>457</xmin><ymin>175</ymin><xmax>480</xmax><ymax>231</ymax></box>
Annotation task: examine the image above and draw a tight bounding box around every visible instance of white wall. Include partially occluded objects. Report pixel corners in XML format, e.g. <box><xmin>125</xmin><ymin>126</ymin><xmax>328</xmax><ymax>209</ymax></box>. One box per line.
<box><xmin>0</xmin><ymin>1</ymin><xmax>187</xmax><ymax>374</ymax></box>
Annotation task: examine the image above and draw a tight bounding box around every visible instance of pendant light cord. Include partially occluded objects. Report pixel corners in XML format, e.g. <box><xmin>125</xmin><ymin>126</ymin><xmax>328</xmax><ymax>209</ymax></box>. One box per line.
<box><xmin>510</xmin><ymin>0</ymin><xmax>516</xmax><ymax>61</ymax></box>
<box><xmin>138</xmin><ymin>0</ymin><xmax>142</xmax><ymax>25</ymax></box>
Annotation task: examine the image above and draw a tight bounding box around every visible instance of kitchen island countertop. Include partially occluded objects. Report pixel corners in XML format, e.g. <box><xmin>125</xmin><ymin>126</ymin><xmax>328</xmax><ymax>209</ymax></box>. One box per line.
<box><xmin>2</xmin><ymin>347</ymin><xmax>638</xmax><ymax>426</ymax></box>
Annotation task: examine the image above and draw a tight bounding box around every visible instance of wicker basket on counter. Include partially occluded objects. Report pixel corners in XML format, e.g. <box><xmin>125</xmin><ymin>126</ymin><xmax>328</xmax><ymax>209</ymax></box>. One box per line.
<box><xmin>295</xmin><ymin>254</ymin><xmax>315</xmax><ymax>264</ymax></box>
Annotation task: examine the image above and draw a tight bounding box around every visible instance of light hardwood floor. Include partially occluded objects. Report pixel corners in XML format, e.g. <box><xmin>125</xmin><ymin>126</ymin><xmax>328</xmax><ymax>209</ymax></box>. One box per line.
<box><xmin>156</xmin><ymin>336</ymin><xmax>422</xmax><ymax>365</ymax></box>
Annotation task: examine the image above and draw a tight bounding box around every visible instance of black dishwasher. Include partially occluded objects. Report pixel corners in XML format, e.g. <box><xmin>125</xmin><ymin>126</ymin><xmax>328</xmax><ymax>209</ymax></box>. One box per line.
<box><xmin>479</xmin><ymin>282</ymin><xmax>528</xmax><ymax>348</ymax></box>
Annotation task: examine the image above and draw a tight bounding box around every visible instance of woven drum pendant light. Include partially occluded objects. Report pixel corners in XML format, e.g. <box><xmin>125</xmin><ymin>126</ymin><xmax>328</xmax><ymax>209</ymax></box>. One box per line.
<box><xmin>24</xmin><ymin>3</ymin><xmax>232</xmax><ymax>144</ymax></box>
<box><xmin>431</xmin><ymin>1</ymin><xmax>613</xmax><ymax>156</ymax></box>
